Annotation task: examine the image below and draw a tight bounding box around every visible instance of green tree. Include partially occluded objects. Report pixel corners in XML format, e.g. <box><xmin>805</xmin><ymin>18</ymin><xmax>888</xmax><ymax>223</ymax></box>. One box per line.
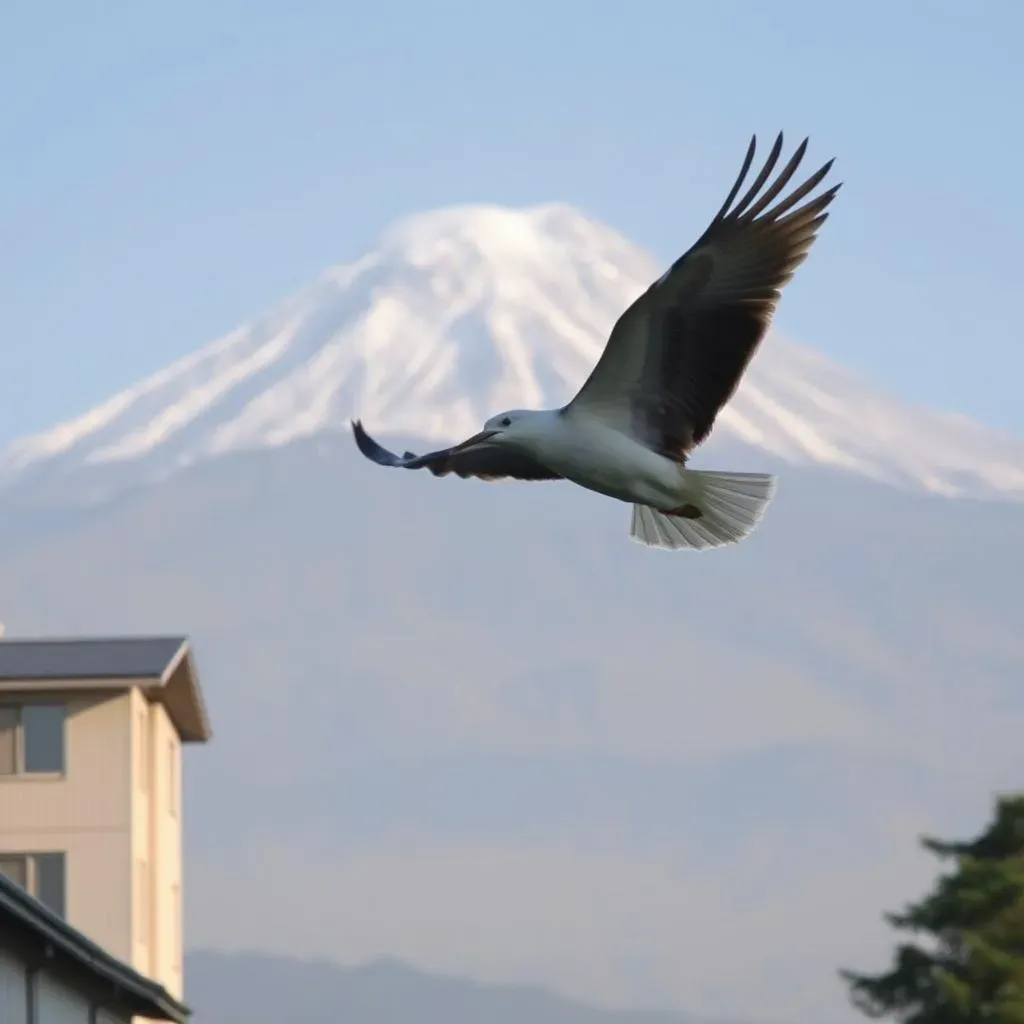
<box><xmin>841</xmin><ymin>793</ymin><xmax>1024</xmax><ymax>1024</ymax></box>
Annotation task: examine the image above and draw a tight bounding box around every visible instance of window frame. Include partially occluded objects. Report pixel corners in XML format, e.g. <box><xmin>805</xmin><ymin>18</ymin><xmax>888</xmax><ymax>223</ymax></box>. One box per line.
<box><xmin>0</xmin><ymin>850</ymin><xmax>67</xmax><ymax>917</ymax></box>
<box><xmin>0</xmin><ymin>702</ymin><xmax>67</xmax><ymax>778</ymax></box>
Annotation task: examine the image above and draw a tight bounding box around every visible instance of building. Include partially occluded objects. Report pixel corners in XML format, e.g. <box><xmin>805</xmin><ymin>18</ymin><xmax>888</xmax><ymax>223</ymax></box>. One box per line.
<box><xmin>0</xmin><ymin>870</ymin><xmax>189</xmax><ymax>1023</ymax></box>
<box><xmin>0</xmin><ymin>636</ymin><xmax>212</xmax><ymax>1018</ymax></box>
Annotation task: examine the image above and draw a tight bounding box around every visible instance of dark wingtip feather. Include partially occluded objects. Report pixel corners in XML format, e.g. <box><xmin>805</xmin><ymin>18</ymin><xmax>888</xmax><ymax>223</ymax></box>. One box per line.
<box><xmin>711</xmin><ymin>135</ymin><xmax>759</xmax><ymax>224</ymax></box>
<box><xmin>351</xmin><ymin>419</ymin><xmax>407</xmax><ymax>467</ymax></box>
<box><xmin>729</xmin><ymin>132</ymin><xmax>785</xmax><ymax>221</ymax></box>
<box><xmin>711</xmin><ymin>132</ymin><xmax>841</xmax><ymax>233</ymax></box>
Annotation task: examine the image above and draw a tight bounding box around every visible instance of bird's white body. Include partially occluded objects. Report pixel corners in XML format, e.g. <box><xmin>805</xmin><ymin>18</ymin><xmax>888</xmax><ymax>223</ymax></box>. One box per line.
<box><xmin>487</xmin><ymin>407</ymin><xmax>777</xmax><ymax>550</ymax></box>
<box><xmin>499</xmin><ymin>408</ymin><xmax>688</xmax><ymax>509</ymax></box>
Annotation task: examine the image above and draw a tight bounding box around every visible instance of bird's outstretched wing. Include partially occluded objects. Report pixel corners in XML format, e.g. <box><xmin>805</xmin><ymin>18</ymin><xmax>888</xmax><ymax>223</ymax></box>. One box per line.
<box><xmin>351</xmin><ymin>420</ymin><xmax>563</xmax><ymax>482</ymax></box>
<box><xmin>566</xmin><ymin>132</ymin><xmax>840</xmax><ymax>460</ymax></box>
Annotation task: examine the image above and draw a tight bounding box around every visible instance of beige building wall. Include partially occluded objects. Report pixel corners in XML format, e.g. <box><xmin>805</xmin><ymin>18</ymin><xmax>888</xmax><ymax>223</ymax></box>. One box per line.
<box><xmin>0</xmin><ymin>691</ymin><xmax>134</xmax><ymax>960</ymax></box>
<box><xmin>0</xmin><ymin>685</ymin><xmax>186</xmax><ymax>1016</ymax></box>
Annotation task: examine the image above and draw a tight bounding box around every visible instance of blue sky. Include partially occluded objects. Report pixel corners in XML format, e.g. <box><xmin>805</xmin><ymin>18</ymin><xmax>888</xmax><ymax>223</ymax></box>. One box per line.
<box><xmin>1</xmin><ymin>0</ymin><xmax>1021</xmax><ymax>449</ymax></box>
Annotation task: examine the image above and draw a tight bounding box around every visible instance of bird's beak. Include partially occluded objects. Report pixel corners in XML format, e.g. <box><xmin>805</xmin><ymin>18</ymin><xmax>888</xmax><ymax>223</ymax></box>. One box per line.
<box><xmin>449</xmin><ymin>429</ymin><xmax>500</xmax><ymax>453</ymax></box>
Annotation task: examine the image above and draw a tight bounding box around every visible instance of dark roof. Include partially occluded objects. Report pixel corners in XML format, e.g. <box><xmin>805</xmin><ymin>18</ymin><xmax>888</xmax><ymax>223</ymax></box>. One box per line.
<box><xmin>0</xmin><ymin>636</ymin><xmax>212</xmax><ymax>743</ymax></box>
<box><xmin>0</xmin><ymin>636</ymin><xmax>186</xmax><ymax>681</ymax></box>
<box><xmin>0</xmin><ymin>873</ymin><xmax>190</xmax><ymax>1022</ymax></box>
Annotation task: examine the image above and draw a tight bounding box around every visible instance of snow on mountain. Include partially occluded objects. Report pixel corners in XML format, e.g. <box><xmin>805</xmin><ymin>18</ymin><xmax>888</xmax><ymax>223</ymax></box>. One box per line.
<box><xmin>3</xmin><ymin>201</ymin><xmax>1024</xmax><ymax>500</ymax></box>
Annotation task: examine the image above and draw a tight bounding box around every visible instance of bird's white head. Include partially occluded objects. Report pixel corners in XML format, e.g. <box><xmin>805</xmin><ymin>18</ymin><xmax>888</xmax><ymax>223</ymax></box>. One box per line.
<box><xmin>445</xmin><ymin>409</ymin><xmax>557</xmax><ymax>457</ymax></box>
<box><xmin>480</xmin><ymin>408</ymin><xmax>554</xmax><ymax>449</ymax></box>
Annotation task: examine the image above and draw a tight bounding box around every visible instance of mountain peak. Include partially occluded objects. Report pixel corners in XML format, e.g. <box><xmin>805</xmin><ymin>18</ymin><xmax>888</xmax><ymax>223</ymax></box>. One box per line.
<box><xmin>2</xmin><ymin>202</ymin><xmax>1024</xmax><ymax>502</ymax></box>
<box><xmin>375</xmin><ymin>202</ymin><xmax>642</xmax><ymax>270</ymax></box>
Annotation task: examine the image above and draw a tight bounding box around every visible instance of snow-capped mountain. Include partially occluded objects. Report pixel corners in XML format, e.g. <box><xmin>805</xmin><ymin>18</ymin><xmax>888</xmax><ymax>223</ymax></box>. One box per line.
<box><xmin>3</xmin><ymin>202</ymin><xmax>1024</xmax><ymax>500</ymax></box>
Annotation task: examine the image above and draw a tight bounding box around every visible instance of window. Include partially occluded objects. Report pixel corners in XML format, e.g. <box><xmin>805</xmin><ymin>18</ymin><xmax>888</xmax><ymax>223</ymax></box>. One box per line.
<box><xmin>0</xmin><ymin>852</ymin><xmax>66</xmax><ymax>916</ymax></box>
<box><xmin>0</xmin><ymin>704</ymin><xmax>66</xmax><ymax>775</ymax></box>
<box><xmin>0</xmin><ymin>855</ymin><xmax>26</xmax><ymax>888</ymax></box>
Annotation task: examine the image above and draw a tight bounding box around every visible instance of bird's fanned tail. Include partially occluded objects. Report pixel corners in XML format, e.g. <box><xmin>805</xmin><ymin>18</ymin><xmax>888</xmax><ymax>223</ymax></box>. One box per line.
<box><xmin>629</xmin><ymin>471</ymin><xmax>777</xmax><ymax>551</ymax></box>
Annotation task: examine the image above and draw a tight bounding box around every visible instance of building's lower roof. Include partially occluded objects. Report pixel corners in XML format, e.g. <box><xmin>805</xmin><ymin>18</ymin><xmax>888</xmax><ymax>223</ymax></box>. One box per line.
<box><xmin>0</xmin><ymin>873</ymin><xmax>190</xmax><ymax>1022</ymax></box>
<box><xmin>0</xmin><ymin>635</ymin><xmax>211</xmax><ymax>742</ymax></box>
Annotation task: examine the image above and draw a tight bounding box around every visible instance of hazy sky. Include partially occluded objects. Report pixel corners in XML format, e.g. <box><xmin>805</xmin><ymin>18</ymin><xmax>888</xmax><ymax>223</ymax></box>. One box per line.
<box><xmin>1</xmin><ymin>0</ymin><xmax>1022</xmax><ymax>450</ymax></box>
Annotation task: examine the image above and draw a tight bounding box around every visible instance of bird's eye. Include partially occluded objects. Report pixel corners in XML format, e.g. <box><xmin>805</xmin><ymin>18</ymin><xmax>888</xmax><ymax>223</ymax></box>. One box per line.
<box><xmin>500</xmin><ymin>417</ymin><xmax>512</xmax><ymax>427</ymax></box>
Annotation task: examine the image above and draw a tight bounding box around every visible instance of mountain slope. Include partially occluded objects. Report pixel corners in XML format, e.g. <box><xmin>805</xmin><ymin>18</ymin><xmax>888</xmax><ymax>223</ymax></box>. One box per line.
<box><xmin>2</xmin><ymin>202</ymin><xmax>1022</xmax><ymax>501</ymax></box>
<box><xmin>184</xmin><ymin>951</ymin><xmax>724</xmax><ymax>1024</ymax></box>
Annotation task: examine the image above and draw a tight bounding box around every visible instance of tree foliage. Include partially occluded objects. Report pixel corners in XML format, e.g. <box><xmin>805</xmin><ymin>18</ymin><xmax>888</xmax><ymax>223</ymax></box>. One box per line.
<box><xmin>841</xmin><ymin>794</ymin><xmax>1024</xmax><ymax>1024</ymax></box>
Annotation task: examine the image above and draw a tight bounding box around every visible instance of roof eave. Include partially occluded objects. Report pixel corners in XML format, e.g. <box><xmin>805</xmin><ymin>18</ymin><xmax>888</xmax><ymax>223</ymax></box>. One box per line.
<box><xmin>159</xmin><ymin>643</ymin><xmax>212</xmax><ymax>743</ymax></box>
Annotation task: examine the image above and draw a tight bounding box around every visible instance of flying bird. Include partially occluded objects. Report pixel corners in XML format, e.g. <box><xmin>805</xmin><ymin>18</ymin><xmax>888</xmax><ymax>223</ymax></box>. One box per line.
<box><xmin>352</xmin><ymin>133</ymin><xmax>840</xmax><ymax>550</ymax></box>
